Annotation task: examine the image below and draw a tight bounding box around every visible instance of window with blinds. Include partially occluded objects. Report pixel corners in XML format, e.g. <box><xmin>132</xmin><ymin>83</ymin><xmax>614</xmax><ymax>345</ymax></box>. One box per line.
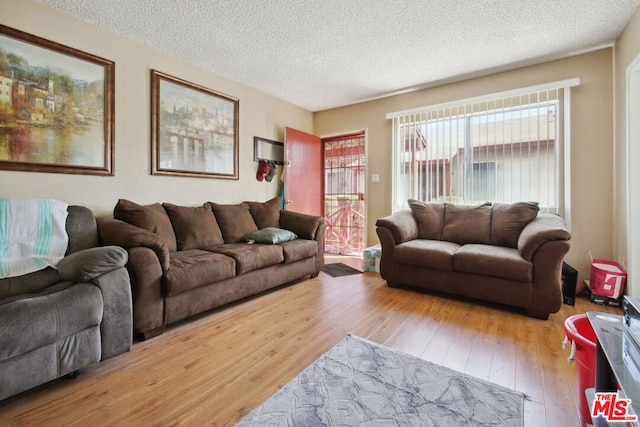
<box><xmin>387</xmin><ymin>79</ymin><xmax>579</xmax><ymax>216</ymax></box>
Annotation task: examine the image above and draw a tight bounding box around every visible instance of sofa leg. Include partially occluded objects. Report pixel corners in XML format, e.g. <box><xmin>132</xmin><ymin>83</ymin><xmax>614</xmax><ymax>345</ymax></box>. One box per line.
<box><xmin>66</xmin><ymin>370</ymin><xmax>81</xmax><ymax>379</ymax></box>
<box><xmin>527</xmin><ymin>309</ymin><xmax>550</xmax><ymax>320</ymax></box>
<box><xmin>386</xmin><ymin>280</ymin><xmax>401</xmax><ymax>288</ymax></box>
<box><xmin>311</xmin><ymin>272</ymin><xmax>320</xmax><ymax>278</ymax></box>
<box><xmin>140</xmin><ymin>326</ymin><xmax>165</xmax><ymax>340</ymax></box>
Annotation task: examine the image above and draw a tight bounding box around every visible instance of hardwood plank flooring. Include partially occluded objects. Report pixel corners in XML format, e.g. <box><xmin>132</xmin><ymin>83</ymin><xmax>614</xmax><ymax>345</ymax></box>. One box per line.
<box><xmin>0</xmin><ymin>257</ymin><xmax>621</xmax><ymax>426</ymax></box>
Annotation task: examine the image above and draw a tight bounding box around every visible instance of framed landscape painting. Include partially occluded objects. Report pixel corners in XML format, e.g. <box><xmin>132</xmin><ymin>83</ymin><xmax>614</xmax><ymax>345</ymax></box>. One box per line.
<box><xmin>0</xmin><ymin>25</ymin><xmax>114</xmax><ymax>175</ymax></box>
<box><xmin>151</xmin><ymin>70</ymin><xmax>239</xmax><ymax>179</ymax></box>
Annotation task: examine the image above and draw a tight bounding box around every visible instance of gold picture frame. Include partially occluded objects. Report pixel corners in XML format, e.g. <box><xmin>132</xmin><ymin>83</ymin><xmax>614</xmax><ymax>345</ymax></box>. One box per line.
<box><xmin>0</xmin><ymin>24</ymin><xmax>115</xmax><ymax>175</ymax></box>
<box><xmin>151</xmin><ymin>70</ymin><xmax>239</xmax><ymax>179</ymax></box>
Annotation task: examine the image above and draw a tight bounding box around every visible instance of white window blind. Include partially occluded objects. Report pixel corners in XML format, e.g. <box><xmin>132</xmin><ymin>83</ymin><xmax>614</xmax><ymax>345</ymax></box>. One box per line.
<box><xmin>387</xmin><ymin>79</ymin><xmax>579</xmax><ymax>217</ymax></box>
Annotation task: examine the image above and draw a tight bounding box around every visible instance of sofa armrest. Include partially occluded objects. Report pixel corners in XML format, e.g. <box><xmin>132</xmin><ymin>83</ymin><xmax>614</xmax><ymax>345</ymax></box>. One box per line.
<box><xmin>57</xmin><ymin>246</ymin><xmax>128</xmax><ymax>282</ymax></box>
<box><xmin>279</xmin><ymin>210</ymin><xmax>324</xmax><ymax>240</ymax></box>
<box><xmin>518</xmin><ymin>214</ymin><xmax>571</xmax><ymax>261</ymax></box>
<box><xmin>97</xmin><ymin>218</ymin><xmax>170</xmax><ymax>271</ymax></box>
<box><xmin>279</xmin><ymin>210</ymin><xmax>325</xmax><ymax>275</ymax></box>
<box><xmin>375</xmin><ymin>209</ymin><xmax>418</xmax><ymax>245</ymax></box>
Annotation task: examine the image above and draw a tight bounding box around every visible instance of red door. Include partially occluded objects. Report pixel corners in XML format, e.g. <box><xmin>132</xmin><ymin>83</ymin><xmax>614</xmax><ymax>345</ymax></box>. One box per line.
<box><xmin>284</xmin><ymin>127</ymin><xmax>323</xmax><ymax>216</ymax></box>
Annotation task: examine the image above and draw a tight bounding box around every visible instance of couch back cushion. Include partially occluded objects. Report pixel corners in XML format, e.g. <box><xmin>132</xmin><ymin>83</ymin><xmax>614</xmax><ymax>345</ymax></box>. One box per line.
<box><xmin>408</xmin><ymin>199</ymin><xmax>444</xmax><ymax>240</ymax></box>
<box><xmin>207</xmin><ymin>202</ymin><xmax>258</xmax><ymax>243</ymax></box>
<box><xmin>442</xmin><ymin>203</ymin><xmax>492</xmax><ymax>244</ymax></box>
<box><xmin>163</xmin><ymin>203</ymin><xmax>224</xmax><ymax>250</ymax></box>
<box><xmin>491</xmin><ymin>202</ymin><xmax>540</xmax><ymax>248</ymax></box>
<box><xmin>66</xmin><ymin>205</ymin><xmax>99</xmax><ymax>254</ymax></box>
<box><xmin>113</xmin><ymin>199</ymin><xmax>177</xmax><ymax>252</ymax></box>
<box><xmin>245</xmin><ymin>197</ymin><xmax>282</xmax><ymax>229</ymax></box>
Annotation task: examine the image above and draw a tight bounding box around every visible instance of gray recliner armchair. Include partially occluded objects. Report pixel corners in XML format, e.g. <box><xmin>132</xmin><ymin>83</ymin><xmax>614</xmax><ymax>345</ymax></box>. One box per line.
<box><xmin>0</xmin><ymin>205</ymin><xmax>133</xmax><ymax>401</ymax></box>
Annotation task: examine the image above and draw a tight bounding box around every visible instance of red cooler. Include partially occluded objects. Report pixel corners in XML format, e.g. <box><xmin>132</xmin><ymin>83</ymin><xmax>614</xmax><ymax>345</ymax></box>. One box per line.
<box><xmin>564</xmin><ymin>314</ymin><xmax>596</xmax><ymax>426</ymax></box>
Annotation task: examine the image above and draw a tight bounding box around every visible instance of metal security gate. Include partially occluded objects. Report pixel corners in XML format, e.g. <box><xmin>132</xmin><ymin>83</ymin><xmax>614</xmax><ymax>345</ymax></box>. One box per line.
<box><xmin>323</xmin><ymin>133</ymin><xmax>365</xmax><ymax>256</ymax></box>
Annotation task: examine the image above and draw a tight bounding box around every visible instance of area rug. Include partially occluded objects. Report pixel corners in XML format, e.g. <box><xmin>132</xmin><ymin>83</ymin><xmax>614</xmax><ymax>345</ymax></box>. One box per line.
<box><xmin>237</xmin><ymin>334</ymin><xmax>525</xmax><ymax>426</ymax></box>
<box><xmin>321</xmin><ymin>262</ymin><xmax>363</xmax><ymax>277</ymax></box>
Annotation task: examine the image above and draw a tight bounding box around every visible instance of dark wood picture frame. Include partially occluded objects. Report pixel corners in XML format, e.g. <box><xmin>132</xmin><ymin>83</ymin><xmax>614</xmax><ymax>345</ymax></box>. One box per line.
<box><xmin>0</xmin><ymin>24</ymin><xmax>115</xmax><ymax>176</ymax></box>
<box><xmin>253</xmin><ymin>136</ymin><xmax>284</xmax><ymax>165</ymax></box>
<box><xmin>151</xmin><ymin>70</ymin><xmax>239</xmax><ymax>180</ymax></box>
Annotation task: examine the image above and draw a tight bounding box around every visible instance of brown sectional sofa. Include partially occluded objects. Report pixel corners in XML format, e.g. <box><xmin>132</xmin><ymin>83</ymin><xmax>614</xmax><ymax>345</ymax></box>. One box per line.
<box><xmin>375</xmin><ymin>200</ymin><xmax>571</xmax><ymax>319</ymax></box>
<box><xmin>98</xmin><ymin>197</ymin><xmax>325</xmax><ymax>339</ymax></box>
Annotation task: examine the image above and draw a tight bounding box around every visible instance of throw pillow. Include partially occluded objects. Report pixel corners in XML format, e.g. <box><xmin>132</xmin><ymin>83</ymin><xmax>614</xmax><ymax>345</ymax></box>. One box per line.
<box><xmin>245</xmin><ymin>227</ymin><xmax>297</xmax><ymax>245</ymax></box>
<box><xmin>408</xmin><ymin>199</ymin><xmax>445</xmax><ymax>240</ymax></box>
<box><xmin>491</xmin><ymin>202</ymin><xmax>540</xmax><ymax>248</ymax></box>
<box><xmin>113</xmin><ymin>199</ymin><xmax>177</xmax><ymax>252</ymax></box>
<box><xmin>441</xmin><ymin>202</ymin><xmax>492</xmax><ymax>245</ymax></box>
<box><xmin>207</xmin><ymin>202</ymin><xmax>259</xmax><ymax>243</ymax></box>
<box><xmin>245</xmin><ymin>197</ymin><xmax>282</xmax><ymax>229</ymax></box>
<box><xmin>163</xmin><ymin>203</ymin><xmax>224</xmax><ymax>250</ymax></box>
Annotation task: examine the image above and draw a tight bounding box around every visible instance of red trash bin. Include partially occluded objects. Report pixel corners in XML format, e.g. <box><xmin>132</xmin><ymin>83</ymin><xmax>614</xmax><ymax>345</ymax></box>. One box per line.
<box><xmin>563</xmin><ymin>314</ymin><xmax>597</xmax><ymax>426</ymax></box>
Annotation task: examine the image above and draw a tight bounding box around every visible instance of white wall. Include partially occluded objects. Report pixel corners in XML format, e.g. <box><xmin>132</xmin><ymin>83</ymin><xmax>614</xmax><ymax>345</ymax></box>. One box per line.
<box><xmin>1</xmin><ymin>0</ymin><xmax>313</xmax><ymax>217</ymax></box>
<box><xmin>614</xmin><ymin>6</ymin><xmax>640</xmax><ymax>297</ymax></box>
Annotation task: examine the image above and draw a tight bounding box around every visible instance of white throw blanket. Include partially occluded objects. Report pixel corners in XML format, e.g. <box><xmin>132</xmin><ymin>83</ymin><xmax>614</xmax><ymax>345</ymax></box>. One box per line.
<box><xmin>0</xmin><ymin>198</ymin><xmax>69</xmax><ymax>279</ymax></box>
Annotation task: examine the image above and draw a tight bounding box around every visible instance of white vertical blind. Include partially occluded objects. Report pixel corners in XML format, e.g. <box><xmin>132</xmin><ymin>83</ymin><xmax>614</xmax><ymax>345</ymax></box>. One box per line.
<box><xmin>387</xmin><ymin>79</ymin><xmax>579</xmax><ymax>214</ymax></box>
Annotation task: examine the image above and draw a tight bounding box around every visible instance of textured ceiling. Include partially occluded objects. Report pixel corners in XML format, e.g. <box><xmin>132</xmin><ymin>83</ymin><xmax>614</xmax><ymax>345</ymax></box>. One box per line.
<box><xmin>37</xmin><ymin>0</ymin><xmax>640</xmax><ymax>112</ymax></box>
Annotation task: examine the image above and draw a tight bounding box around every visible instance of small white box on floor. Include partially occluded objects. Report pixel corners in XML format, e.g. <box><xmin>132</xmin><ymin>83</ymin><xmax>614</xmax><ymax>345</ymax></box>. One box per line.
<box><xmin>362</xmin><ymin>244</ymin><xmax>382</xmax><ymax>272</ymax></box>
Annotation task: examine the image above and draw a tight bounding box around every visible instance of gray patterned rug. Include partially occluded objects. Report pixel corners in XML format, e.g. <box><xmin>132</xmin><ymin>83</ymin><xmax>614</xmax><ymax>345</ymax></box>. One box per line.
<box><xmin>237</xmin><ymin>334</ymin><xmax>525</xmax><ymax>426</ymax></box>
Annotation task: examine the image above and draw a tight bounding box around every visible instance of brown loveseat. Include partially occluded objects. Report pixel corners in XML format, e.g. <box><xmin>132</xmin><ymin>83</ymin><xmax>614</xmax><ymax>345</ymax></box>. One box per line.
<box><xmin>98</xmin><ymin>198</ymin><xmax>325</xmax><ymax>339</ymax></box>
<box><xmin>375</xmin><ymin>200</ymin><xmax>571</xmax><ymax>319</ymax></box>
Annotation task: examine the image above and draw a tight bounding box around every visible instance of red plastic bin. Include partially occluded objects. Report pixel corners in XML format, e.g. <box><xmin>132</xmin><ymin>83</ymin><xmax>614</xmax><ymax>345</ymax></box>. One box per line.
<box><xmin>563</xmin><ymin>314</ymin><xmax>597</xmax><ymax>426</ymax></box>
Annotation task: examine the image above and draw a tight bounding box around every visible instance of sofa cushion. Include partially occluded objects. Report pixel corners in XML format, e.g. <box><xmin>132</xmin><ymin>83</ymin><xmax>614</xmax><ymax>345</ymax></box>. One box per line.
<box><xmin>394</xmin><ymin>240</ymin><xmax>460</xmax><ymax>271</ymax></box>
<box><xmin>453</xmin><ymin>244</ymin><xmax>532</xmax><ymax>282</ymax></box>
<box><xmin>207</xmin><ymin>243</ymin><xmax>284</xmax><ymax>275</ymax></box>
<box><xmin>280</xmin><ymin>239</ymin><xmax>318</xmax><ymax>263</ymax></box>
<box><xmin>408</xmin><ymin>199</ymin><xmax>444</xmax><ymax>240</ymax></box>
<box><xmin>114</xmin><ymin>199</ymin><xmax>177</xmax><ymax>252</ymax></box>
<box><xmin>491</xmin><ymin>202</ymin><xmax>539</xmax><ymax>248</ymax></box>
<box><xmin>244</xmin><ymin>227</ymin><xmax>297</xmax><ymax>244</ymax></box>
<box><xmin>442</xmin><ymin>203</ymin><xmax>492</xmax><ymax>245</ymax></box>
<box><xmin>164</xmin><ymin>250</ymin><xmax>236</xmax><ymax>295</ymax></box>
<box><xmin>0</xmin><ymin>267</ymin><xmax>62</xmax><ymax>301</ymax></box>
<box><xmin>207</xmin><ymin>202</ymin><xmax>259</xmax><ymax>243</ymax></box>
<box><xmin>163</xmin><ymin>203</ymin><xmax>224</xmax><ymax>250</ymax></box>
<box><xmin>246</xmin><ymin>197</ymin><xmax>282</xmax><ymax>229</ymax></box>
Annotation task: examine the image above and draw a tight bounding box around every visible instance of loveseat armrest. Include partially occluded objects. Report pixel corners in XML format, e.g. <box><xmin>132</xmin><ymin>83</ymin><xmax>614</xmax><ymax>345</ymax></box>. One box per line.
<box><xmin>279</xmin><ymin>210</ymin><xmax>324</xmax><ymax>240</ymax></box>
<box><xmin>57</xmin><ymin>245</ymin><xmax>132</xmax><ymax>359</ymax></box>
<box><xmin>57</xmin><ymin>246</ymin><xmax>128</xmax><ymax>282</ymax></box>
<box><xmin>518</xmin><ymin>214</ymin><xmax>571</xmax><ymax>261</ymax></box>
<box><xmin>375</xmin><ymin>209</ymin><xmax>418</xmax><ymax>245</ymax></box>
<box><xmin>97</xmin><ymin>218</ymin><xmax>170</xmax><ymax>271</ymax></box>
<box><xmin>86</xmin><ymin>266</ymin><xmax>133</xmax><ymax>359</ymax></box>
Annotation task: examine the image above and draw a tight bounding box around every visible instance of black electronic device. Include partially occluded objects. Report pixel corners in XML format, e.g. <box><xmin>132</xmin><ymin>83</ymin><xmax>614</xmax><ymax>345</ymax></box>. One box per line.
<box><xmin>623</xmin><ymin>295</ymin><xmax>640</xmax><ymax>348</ymax></box>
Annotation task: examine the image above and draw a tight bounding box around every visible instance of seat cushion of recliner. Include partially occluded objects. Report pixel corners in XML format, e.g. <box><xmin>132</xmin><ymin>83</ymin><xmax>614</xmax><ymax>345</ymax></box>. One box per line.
<box><xmin>165</xmin><ymin>250</ymin><xmax>236</xmax><ymax>294</ymax></box>
<box><xmin>0</xmin><ymin>283</ymin><xmax>103</xmax><ymax>362</ymax></box>
<box><xmin>207</xmin><ymin>243</ymin><xmax>284</xmax><ymax>275</ymax></box>
<box><xmin>394</xmin><ymin>240</ymin><xmax>460</xmax><ymax>271</ymax></box>
<box><xmin>453</xmin><ymin>244</ymin><xmax>532</xmax><ymax>282</ymax></box>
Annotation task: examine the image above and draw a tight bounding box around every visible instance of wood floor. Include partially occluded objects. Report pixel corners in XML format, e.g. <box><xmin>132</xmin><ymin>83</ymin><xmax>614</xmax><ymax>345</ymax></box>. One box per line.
<box><xmin>0</xmin><ymin>256</ymin><xmax>622</xmax><ymax>426</ymax></box>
